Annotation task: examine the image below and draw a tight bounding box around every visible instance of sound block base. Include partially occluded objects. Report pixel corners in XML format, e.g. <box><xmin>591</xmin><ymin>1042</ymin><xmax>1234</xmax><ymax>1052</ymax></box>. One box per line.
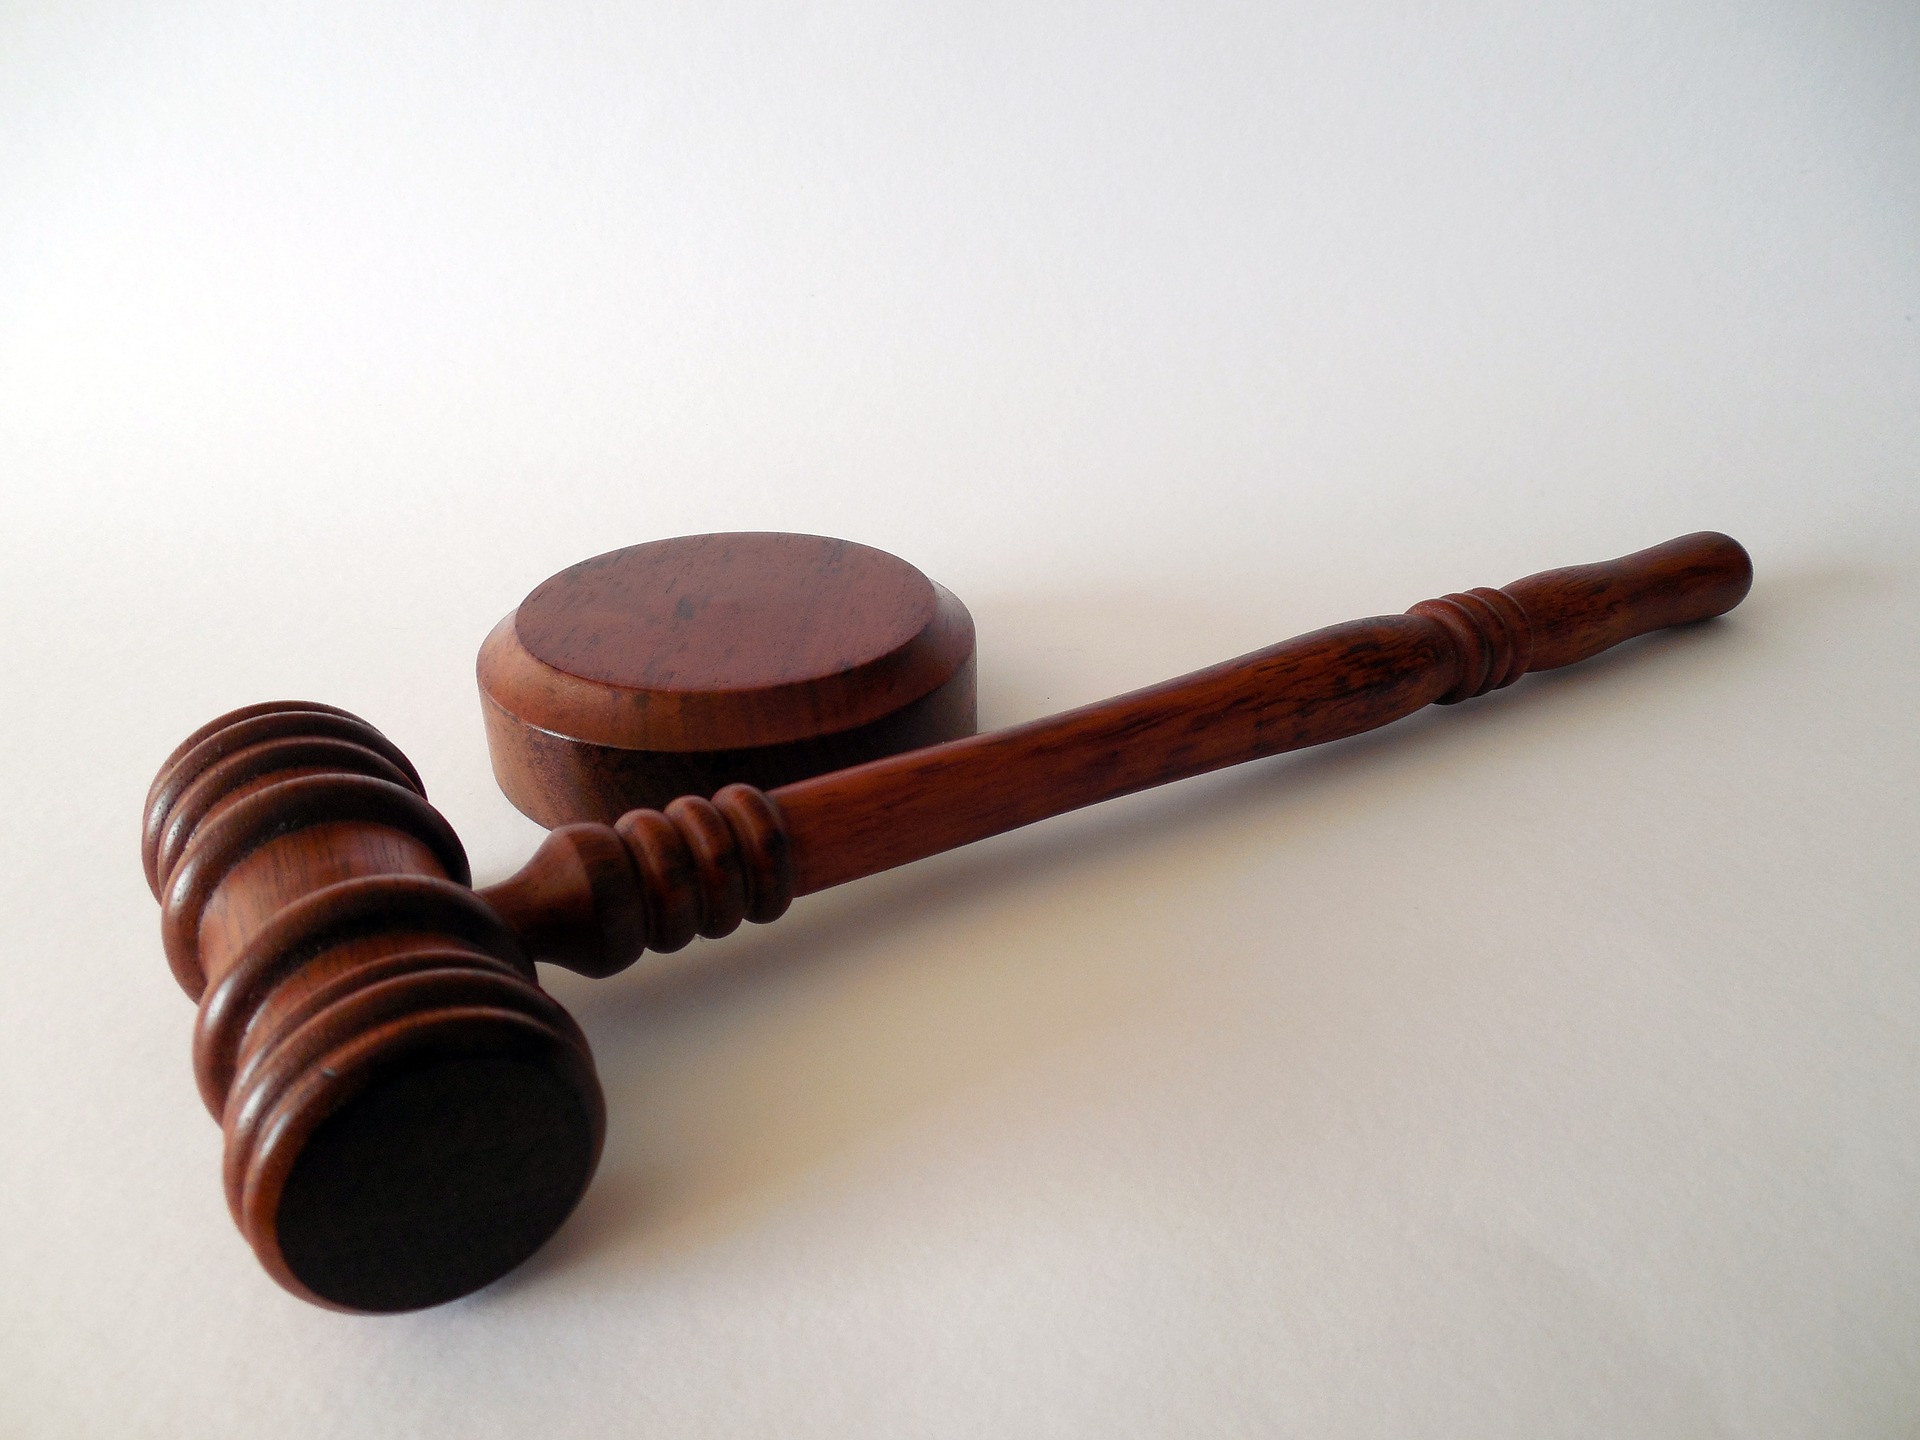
<box><xmin>479</xmin><ymin>533</ymin><xmax>977</xmax><ymax>826</ymax></box>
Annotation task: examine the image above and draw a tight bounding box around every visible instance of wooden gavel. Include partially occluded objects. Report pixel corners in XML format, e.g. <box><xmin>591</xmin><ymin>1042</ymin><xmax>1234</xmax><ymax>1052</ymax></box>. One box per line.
<box><xmin>142</xmin><ymin>532</ymin><xmax>1751</xmax><ymax>1313</ymax></box>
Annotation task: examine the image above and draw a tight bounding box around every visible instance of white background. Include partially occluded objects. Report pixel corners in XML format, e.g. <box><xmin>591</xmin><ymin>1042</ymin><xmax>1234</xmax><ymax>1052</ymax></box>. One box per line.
<box><xmin>2</xmin><ymin>3</ymin><xmax>1917</xmax><ymax>1435</ymax></box>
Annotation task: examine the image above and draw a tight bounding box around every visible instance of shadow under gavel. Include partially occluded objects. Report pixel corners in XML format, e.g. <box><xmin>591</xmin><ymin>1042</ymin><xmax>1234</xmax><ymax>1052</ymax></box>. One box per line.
<box><xmin>142</xmin><ymin>532</ymin><xmax>1751</xmax><ymax>1313</ymax></box>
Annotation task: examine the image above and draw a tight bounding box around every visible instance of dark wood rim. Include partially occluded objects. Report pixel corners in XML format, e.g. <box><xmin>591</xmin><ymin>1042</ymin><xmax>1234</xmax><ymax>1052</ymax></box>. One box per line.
<box><xmin>237</xmin><ymin>1006</ymin><xmax>603</xmax><ymax>1313</ymax></box>
<box><xmin>221</xmin><ymin>963</ymin><xmax>575</xmax><ymax>1220</ymax></box>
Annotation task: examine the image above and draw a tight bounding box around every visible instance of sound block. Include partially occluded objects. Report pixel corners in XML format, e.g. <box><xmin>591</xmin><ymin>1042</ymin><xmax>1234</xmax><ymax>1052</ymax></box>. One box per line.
<box><xmin>479</xmin><ymin>533</ymin><xmax>976</xmax><ymax>826</ymax></box>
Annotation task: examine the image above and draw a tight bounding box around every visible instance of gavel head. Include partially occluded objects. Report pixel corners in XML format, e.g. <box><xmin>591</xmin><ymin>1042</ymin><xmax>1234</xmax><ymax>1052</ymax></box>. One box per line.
<box><xmin>142</xmin><ymin>702</ymin><xmax>604</xmax><ymax>1313</ymax></box>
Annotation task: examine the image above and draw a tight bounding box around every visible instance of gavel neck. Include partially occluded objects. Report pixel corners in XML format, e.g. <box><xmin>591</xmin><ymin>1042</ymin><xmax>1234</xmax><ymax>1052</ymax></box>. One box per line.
<box><xmin>478</xmin><ymin>824</ymin><xmax>646</xmax><ymax>978</ymax></box>
<box><xmin>477</xmin><ymin>784</ymin><xmax>797</xmax><ymax>977</ymax></box>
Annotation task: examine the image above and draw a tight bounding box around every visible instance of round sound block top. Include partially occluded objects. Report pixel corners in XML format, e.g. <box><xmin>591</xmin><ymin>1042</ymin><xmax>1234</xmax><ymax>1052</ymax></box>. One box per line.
<box><xmin>479</xmin><ymin>532</ymin><xmax>976</xmax><ymax>826</ymax></box>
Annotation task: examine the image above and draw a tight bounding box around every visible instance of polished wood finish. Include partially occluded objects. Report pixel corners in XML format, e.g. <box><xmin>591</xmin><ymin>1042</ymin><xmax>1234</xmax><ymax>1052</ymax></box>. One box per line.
<box><xmin>478</xmin><ymin>533</ymin><xmax>976</xmax><ymax>825</ymax></box>
<box><xmin>147</xmin><ymin>531</ymin><xmax>1749</xmax><ymax>1311</ymax></box>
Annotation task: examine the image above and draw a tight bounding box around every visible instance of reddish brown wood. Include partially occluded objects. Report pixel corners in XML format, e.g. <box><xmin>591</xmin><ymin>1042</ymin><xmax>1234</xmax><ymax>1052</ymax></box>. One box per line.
<box><xmin>778</xmin><ymin>532</ymin><xmax>1750</xmax><ymax>893</ymax></box>
<box><xmin>147</xmin><ymin>531</ymin><xmax>1749</xmax><ymax>1312</ymax></box>
<box><xmin>478</xmin><ymin>533</ymin><xmax>976</xmax><ymax>825</ymax></box>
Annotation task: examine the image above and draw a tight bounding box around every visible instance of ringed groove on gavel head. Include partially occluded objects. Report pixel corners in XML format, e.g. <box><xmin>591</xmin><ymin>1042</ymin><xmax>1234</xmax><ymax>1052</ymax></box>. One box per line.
<box><xmin>143</xmin><ymin>702</ymin><xmax>423</xmax><ymax>903</ymax></box>
<box><xmin>160</xmin><ymin>772</ymin><xmax>472</xmax><ymax>1001</ymax></box>
<box><xmin>191</xmin><ymin>873</ymin><xmax>532</xmax><ymax>1115</ymax></box>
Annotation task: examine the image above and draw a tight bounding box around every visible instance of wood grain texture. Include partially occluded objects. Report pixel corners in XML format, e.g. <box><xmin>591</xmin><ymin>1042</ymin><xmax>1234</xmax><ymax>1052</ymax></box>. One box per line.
<box><xmin>777</xmin><ymin>531</ymin><xmax>1750</xmax><ymax>892</ymax></box>
<box><xmin>147</xmin><ymin>531</ymin><xmax>1749</xmax><ymax>1312</ymax></box>
<box><xmin>777</xmin><ymin>615</ymin><xmax>1452</xmax><ymax>894</ymax></box>
<box><xmin>478</xmin><ymin>532</ymin><xmax>976</xmax><ymax>825</ymax></box>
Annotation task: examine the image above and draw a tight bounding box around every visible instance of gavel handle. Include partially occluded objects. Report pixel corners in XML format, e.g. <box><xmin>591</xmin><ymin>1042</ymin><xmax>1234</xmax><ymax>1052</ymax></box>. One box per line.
<box><xmin>483</xmin><ymin>532</ymin><xmax>1750</xmax><ymax>971</ymax></box>
<box><xmin>776</xmin><ymin>531</ymin><xmax>1750</xmax><ymax>893</ymax></box>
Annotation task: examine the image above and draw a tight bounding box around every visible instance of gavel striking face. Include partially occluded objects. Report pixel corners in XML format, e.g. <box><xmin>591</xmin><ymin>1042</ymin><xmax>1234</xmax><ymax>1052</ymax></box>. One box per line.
<box><xmin>142</xmin><ymin>531</ymin><xmax>1752</xmax><ymax>1312</ymax></box>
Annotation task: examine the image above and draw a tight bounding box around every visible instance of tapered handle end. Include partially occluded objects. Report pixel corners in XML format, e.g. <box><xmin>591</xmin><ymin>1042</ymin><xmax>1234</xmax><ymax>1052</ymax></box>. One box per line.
<box><xmin>1502</xmin><ymin>531</ymin><xmax>1752</xmax><ymax>672</ymax></box>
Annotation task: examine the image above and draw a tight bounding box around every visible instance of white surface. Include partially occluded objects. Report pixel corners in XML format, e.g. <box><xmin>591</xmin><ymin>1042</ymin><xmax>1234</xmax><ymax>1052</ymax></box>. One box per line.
<box><xmin>2</xmin><ymin>3</ymin><xmax>1917</xmax><ymax>1435</ymax></box>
